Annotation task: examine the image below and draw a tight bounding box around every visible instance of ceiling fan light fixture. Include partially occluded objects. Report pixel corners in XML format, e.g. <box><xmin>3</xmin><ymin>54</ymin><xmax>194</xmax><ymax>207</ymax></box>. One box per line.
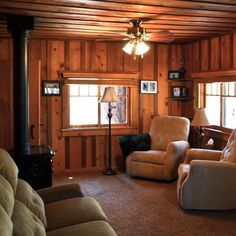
<box><xmin>135</xmin><ymin>41</ymin><xmax>150</xmax><ymax>56</ymax></box>
<box><xmin>123</xmin><ymin>38</ymin><xmax>149</xmax><ymax>58</ymax></box>
<box><xmin>122</xmin><ymin>41</ymin><xmax>133</xmax><ymax>55</ymax></box>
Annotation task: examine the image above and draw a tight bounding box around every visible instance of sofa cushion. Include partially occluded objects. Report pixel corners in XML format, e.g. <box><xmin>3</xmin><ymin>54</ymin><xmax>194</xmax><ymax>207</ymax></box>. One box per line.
<box><xmin>45</xmin><ymin>197</ymin><xmax>108</xmax><ymax>231</ymax></box>
<box><xmin>220</xmin><ymin>129</ymin><xmax>236</xmax><ymax>163</ymax></box>
<box><xmin>0</xmin><ymin>204</ymin><xmax>13</xmax><ymax>236</ymax></box>
<box><xmin>16</xmin><ymin>179</ymin><xmax>47</xmax><ymax>227</ymax></box>
<box><xmin>0</xmin><ymin>175</ymin><xmax>14</xmax><ymax>217</ymax></box>
<box><xmin>47</xmin><ymin>220</ymin><xmax>117</xmax><ymax>236</ymax></box>
<box><xmin>12</xmin><ymin>200</ymin><xmax>46</xmax><ymax>236</ymax></box>
<box><xmin>0</xmin><ymin>148</ymin><xmax>19</xmax><ymax>194</ymax></box>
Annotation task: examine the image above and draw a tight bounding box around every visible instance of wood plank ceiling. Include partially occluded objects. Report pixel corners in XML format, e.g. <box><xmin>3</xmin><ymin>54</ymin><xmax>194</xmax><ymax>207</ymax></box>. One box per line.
<box><xmin>1</xmin><ymin>0</ymin><xmax>236</xmax><ymax>43</ymax></box>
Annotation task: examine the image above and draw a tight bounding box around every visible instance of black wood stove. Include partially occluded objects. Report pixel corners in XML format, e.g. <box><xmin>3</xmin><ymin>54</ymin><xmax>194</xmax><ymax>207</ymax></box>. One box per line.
<box><xmin>8</xmin><ymin>15</ymin><xmax>55</xmax><ymax>190</ymax></box>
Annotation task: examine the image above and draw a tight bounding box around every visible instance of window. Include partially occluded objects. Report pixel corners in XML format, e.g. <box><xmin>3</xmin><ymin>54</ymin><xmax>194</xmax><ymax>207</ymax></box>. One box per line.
<box><xmin>59</xmin><ymin>71</ymin><xmax>140</xmax><ymax>134</ymax></box>
<box><xmin>199</xmin><ymin>81</ymin><xmax>236</xmax><ymax>129</ymax></box>
<box><xmin>69</xmin><ymin>84</ymin><xmax>128</xmax><ymax>126</ymax></box>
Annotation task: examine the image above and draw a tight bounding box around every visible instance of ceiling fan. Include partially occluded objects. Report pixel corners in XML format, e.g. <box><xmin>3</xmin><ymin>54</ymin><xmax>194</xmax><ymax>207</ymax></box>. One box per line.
<box><xmin>123</xmin><ymin>19</ymin><xmax>174</xmax><ymax>43</ymax></box>
<box><xmin>122</xmin><ymin>19</ymin><xmax>174</xmax><ymax>58</ymax></box>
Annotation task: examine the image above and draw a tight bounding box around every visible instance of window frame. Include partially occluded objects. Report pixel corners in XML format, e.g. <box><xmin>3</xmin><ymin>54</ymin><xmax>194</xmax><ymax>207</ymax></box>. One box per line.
<box><xmin>198</xmin><ymin>81</ymin><xmax>236</xmax><ymax>129</ymax></box>
<box><xmin>58</xmin><ymin>71</ymin><xmax>140</xmax><ymax>137</ymax></box>
<box><xmin>68</xmin><ymin>84</ymin><xmax>129</xmax><ymax>128</ymax></box>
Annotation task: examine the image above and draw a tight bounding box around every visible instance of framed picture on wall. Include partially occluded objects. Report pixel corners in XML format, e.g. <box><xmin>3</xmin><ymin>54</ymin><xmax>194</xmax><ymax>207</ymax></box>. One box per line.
<box><xmin>42</xmin><ymin>80</ymin><xmax>61</xmax><ymax>96</ymax></box>
<box><xmin>172</xmin><ymin>86</ymin><xmax>182</xmax><ymax>97</ymax></box>
<box><xmin>171</xmin><ymin>86</ymin><xmax>189</xmax><ymax>98</ymax></box>
<box><xmin>140</xmin><ymin>80</ymin><xmax>157</xmax><ymax>94</ymax></box>
<box><xmin>168</xmin><ymin>70</ymin><xmax>181</xmax><ymax>80</ymax></box>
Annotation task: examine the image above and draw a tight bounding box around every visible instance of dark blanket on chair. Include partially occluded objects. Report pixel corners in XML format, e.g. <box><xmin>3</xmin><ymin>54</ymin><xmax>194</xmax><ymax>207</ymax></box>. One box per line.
<box><xmin>119</xmin><ymin>133</ymin><xmax>151</xmax><ymax>158</ymax></box>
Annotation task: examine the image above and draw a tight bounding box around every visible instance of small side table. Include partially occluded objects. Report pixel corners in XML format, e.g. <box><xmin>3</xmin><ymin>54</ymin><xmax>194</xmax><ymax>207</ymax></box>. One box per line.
<box><xmin>14</xmin><ymin>145</ymin><xmax>56</xmax><ymax>190</ymax></box>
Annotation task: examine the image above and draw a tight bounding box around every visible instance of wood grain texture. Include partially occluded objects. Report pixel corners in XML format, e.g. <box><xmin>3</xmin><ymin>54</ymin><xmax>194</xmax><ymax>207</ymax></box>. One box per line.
<box><xmin>157</xmin><ymin>44</ymin><xmax>169</xmax><ymax>115</ymax></box>
<box><xmin>2</xmin><ymin>0</ymin><xmax>236</xmax><ymax>43</ymax></box>
<box><xmin>29</xmin><ymin>60</ymin><xmax>41</xmax><ymax>145</ymax></box>
<box><xmin>1</xmin><ymin>29</ymin><xmax>235</xmax><ymax>172</ymax></box>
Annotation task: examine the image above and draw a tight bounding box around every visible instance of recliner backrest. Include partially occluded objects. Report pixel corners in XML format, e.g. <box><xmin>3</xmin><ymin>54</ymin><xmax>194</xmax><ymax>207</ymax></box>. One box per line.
<box><xmin>221</xmin><ymin>129</ymin><xmax>236</xmax><ymax>163</ymax></box>
<box><xmin>149</xmin><ymin>116</ymin><xmax>190</xmax><ymax>151</ymax></box>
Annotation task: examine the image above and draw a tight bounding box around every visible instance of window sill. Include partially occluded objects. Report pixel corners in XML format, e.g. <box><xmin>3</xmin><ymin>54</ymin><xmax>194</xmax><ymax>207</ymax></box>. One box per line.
<box><xmin>61</xmin><ymin>126</ymin><xmax>139</xmax><ymax>137</ymax></box>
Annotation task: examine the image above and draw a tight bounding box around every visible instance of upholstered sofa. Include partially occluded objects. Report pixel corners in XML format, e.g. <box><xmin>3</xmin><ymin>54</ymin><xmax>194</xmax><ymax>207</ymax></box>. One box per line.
<box><xmin>0</xmin><ymin>148</ymin><xmax>117</xmax><ymax>236</ymax></box>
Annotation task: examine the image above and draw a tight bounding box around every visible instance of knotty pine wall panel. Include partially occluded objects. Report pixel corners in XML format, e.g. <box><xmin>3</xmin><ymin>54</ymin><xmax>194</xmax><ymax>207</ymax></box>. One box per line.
<box><xmin>191</xmin><ymin>42</ymin><xmax>200</xmax><ymax>72</ymax></box>
<box><xmin>140</xmin><ymin>44</ymin><xmax>155</xmax><ymax>133</ymax></box>
<box><xmin>0</xmin><ymin>39</ymin><xmax>12</xmax><ymax>150</ymax></box>
<box><xmin>46</xmin><ymin>40</ymin><xmax>65</xmax><ymax>171</ymax></box>
<box><xmin>157</xmin><ymin>44</ymin><xmax>169</xmax><ymax>116</ymax></box>
<box><xmin>107</xmin><ymin>42</ymin><xmax>124</xmax><ymax>72</ymax></box>
<box><xmin>0</xmin><ymin>37</ymin><xmax>190</xmax><ymax>173</ymax></box>
<box><xmin>210</xmin><ymin>37</ymin><xmax>220</xmax><ymax>71</ymax></box>
<box><xmin>233</xmin><ymin>34</ymin><xmax>236</xmax><ymax>68</ymax></box>
<box><xmin>221</xmin><ymin>34</ymin><xmax>232</xmax><ymax>70</ymax></box>
<box><xmin>200</xmin><ymin>39</ymin><xmax>210</xmax><ymax>71</ymax></box>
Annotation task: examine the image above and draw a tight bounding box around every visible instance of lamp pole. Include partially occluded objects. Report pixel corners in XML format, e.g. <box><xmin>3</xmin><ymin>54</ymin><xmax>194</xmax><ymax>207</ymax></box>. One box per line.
<box><xmin>104</xmin><ymin>102</ymin><xmax>117</xmax><ymax>175</ymax></box>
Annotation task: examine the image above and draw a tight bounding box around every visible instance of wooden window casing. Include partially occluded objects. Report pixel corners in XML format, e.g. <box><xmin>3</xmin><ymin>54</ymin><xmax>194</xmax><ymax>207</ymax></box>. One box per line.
<box><xmin>59</xmin><ymin>71</ymin><xmax>140</xmax><ymax>137</ymax></box>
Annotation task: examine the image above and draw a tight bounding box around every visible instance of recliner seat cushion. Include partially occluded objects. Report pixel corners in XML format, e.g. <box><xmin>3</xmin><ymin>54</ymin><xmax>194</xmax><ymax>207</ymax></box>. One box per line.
<box><xmin>131</xmin><ymin>150</ymin><xmax>166</xmax><ymax>165</ymax></box>
<box><xmin>16</xmin><ymin>179</ymin><xmax>47</xmax><ymax>227</ymax></box>
<box><xmin>45</xmin><ymin>197</ymin><xmax>108</xmax><ymax>231</ymax></box>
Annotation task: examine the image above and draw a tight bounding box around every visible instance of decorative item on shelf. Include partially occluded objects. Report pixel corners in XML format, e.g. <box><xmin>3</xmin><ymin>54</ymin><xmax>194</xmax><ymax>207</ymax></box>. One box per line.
<box><xmin>42</xmin><ymin>80</ymin><xmax>61</xmax><ymax>96</ymax></box>
<box><xmin>168</xmin><ymin>58</ymin><xmax>187</xmax><ymax>80</ymax></box>
<box><xmin>140</xmin><ymin>80</ymin><xmax>157</xmax><ymax>94</ymax></box>
<box><xmin>100</xmin><ymin>87</ymin><xmax>119</xmax><ymax>175</ymax></box>
<box><xmin>180</xmin><ymin>86</ymin><xmax>189</xmax><ymax>98</ymax></box>
<box><xmin>168</xmin><ymin>70</ymin><xmax>181</xmax><ymax>80</ymax></box>
<box><xmin>178</xmin><ymin>57</ymin><xmax>187</xmax><ymax>79</ymax></box>
<box><xmin>191</xmin><ymin>108</ymin><xmax>210</xmax><ymax>148</ymax></box>
<box><xmin>171</xmin><ymin>86</ymin><xmax>189</xmax><ymax>98</ymax></box>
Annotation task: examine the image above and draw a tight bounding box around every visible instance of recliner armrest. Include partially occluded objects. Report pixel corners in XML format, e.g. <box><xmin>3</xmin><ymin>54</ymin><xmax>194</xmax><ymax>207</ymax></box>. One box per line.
<box><xmin>164</xmin><ymin>140</ymin><xmax>190</xmax><ymax>180</ymax></box>
<box><xmin>37</xmin><ymin>183</ymin><xmax>83</xmax><ymax>204</ymax></box>
<box><xmin>184</xmin><ymin>148</ymin><xmax>222</xmax><ymax>164</ymax></box>
<box><xmin>178</xmin><ymin>160</ymin><xmax>236</xmax><ymax>210</ymax></box>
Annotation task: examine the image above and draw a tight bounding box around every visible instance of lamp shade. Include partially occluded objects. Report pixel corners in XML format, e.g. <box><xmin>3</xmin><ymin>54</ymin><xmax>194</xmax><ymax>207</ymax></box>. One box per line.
<box><xmin>122</xmin><ymin>41</ymin><xmax>133</xmax><ymax>55</ymax></box>
<box><xmin>135</xmin><ymin>41</ymin><xmax>150</xmax><ymax>55</ymax></box>
<box><xmin>191</xmin><ymin>108</ymin><xmax>210</xmax><ymax>127</ymax></box>
<box><xmin>122</xmin><ymin>39</ymin><xmax>150</xmax><ymax>57</ymax></box>
<box><xmin>100</xmin><ymin>87</ymin><xmax>119</xmax><ymax>103</ymax></box>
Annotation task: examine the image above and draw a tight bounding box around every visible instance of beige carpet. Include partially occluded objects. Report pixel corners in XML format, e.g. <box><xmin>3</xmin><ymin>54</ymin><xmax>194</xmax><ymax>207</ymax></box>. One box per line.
<box><xmin>53</xmin><ymin>171</ymin><xmax>236</xmax><ymax>236</ymax></box>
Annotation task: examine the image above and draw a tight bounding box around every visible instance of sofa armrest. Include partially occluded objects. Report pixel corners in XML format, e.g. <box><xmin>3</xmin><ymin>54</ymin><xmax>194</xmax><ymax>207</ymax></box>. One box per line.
<box><xmin>164</xmin><ymin>140</ymin><xmax>189</xmax><ymax>180</ymax></box>
<box><xmin>179</xmin><ymin>160</ymin><xmax>236</xmax><ymax>210</ymax></box>
<box><xmin>37</xmin><ymin>183</ymin><xmax>83</xmax><ymax>204</ymax></box>
<box><xmin>184</xmin><ymin>148</ymin><xmax>222</xmax><ymax>164</ymax></box>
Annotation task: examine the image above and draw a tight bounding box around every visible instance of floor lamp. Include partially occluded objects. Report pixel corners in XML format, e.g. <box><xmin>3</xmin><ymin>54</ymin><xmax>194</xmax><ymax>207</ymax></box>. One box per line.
<box><xmin>191</xmin><ymin>108</ymin><xmax>210</xmax><ymax>148</ymax></box>
<box><xmin>100</xmin><ymin>87</ymin><xmax>119</xmax><ymax>175</ymax></box>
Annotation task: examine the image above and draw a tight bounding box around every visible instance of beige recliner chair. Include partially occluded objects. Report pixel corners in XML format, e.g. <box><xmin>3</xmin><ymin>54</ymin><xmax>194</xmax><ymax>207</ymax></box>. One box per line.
<box><xmin>177</xmin><ymin>129</ymin><xmax>236</xmax><ymax>210</ymax></box>
<box><xmin>126</xmin><ymin>115</ymin><xmax>190</xmax><ymax>181</ymax></box>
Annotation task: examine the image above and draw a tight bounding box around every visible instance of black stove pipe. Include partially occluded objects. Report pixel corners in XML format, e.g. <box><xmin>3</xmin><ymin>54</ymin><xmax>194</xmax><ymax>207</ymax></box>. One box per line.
<box><xmin>7</xmin><ymin>15</ymin><xmax>35</xmax><ymax>156</ymax></box>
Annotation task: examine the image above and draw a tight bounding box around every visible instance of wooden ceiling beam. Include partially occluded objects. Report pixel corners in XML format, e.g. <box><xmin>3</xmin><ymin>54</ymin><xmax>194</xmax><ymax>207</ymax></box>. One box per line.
<box><xmin>36</xmin><ymin>22</ymin><xmax>234</xmax><ymax>33</ymax></box>
<box><xmin>4</xmin><ymin>0</ymin><xmax>236</xmax><ymax>13</ymax></box>
<box><xmin>1</xmin><ymin>1</ymin><xmax>236</xmax><ymax>19</ymax></box>
<box><xmin>38</xmin><ymin>17</ymin><xmax>236</xmax><ymax>28</ymax></box>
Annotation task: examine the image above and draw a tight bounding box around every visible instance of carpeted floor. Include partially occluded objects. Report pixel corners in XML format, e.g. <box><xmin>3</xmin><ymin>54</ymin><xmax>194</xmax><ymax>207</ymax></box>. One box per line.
<box><xmin>53</xmin><ymin>171</ymin><xmax>236</xmax><ymax>236</ymax></box>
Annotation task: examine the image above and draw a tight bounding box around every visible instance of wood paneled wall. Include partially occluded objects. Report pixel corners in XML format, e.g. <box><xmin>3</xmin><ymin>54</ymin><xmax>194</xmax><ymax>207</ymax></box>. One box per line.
<box><xmin>0</xmin><ymin>37</ymin><xmax>186</xmax><ymax>173</ymax></box>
